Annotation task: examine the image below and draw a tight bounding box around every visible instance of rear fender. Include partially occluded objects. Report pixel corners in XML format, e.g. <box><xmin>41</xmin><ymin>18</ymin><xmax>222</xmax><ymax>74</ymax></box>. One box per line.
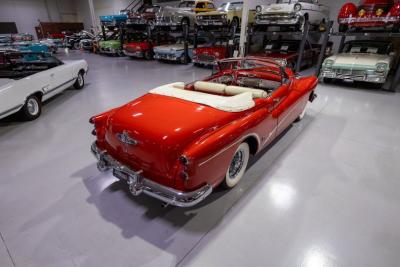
<box><xmin>176</xmin><ymin>108</ymin><xmax>269</xmax><ymax>190</ymax></box>
<box><xmin>390</xmin><ymin>3</ymin><xmax>400</xmax><ymax>16</ymax></box>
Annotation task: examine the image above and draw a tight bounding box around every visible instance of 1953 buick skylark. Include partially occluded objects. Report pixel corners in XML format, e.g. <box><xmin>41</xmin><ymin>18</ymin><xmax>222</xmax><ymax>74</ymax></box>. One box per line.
<box><xmin>90</xmin><ymin>57</ymin><xmax>318</xmax><ymax>207</ymax></box>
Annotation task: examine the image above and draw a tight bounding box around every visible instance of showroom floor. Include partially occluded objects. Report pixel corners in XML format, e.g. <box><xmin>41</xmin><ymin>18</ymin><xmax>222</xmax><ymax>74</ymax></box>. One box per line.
<box><xmin>0</xmin><ymin>50</ymin><xmax>400</xmax><ymax>267</ymax></box>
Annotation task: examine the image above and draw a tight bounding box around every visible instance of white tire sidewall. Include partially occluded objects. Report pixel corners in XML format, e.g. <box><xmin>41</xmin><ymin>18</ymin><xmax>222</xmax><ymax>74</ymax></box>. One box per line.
<box><xmin>225</xmin><ymin>142</ymin><xmax>250</xmax><ymax>188</ymax></box>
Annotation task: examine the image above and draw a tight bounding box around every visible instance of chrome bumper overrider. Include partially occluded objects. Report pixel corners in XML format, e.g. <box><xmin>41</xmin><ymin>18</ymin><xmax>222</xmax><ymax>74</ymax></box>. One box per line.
<box><xmin>91</xmin><ymin>142</ymin><xmax>212</xmax><ymax>207</ymax></box>
<box><xmin>255</xmin><ymin>14</ymin><xmax>300</xmax><ymax>25</ymax></box>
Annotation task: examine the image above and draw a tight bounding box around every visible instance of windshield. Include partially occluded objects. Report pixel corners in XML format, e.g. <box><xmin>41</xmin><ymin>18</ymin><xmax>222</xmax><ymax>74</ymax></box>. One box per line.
<box><xmin>179</xmin><ymin>1</ymin><xmax>195</xmax><ymax>8</ymax></box>
<box><xmin>343</xmin><ymin>42</ymin><xmax>390</xmax><ymax>55</ymax></box>
<box><xmin>218</xmin><ymin>2</ymin><xmax>243</xmax><ymax>11</ymax></box>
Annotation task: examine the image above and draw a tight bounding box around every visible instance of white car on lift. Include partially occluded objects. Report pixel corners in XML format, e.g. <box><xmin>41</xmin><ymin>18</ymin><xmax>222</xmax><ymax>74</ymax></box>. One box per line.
<box><xmin>0</xmin><ymin>51</ymin><xmax>88</xmax><ymax>121</ymax></box>
<box><xmin>255</xmin><ymin>0</ymin><xmax>330</xmax><ymax>31</ymax></box>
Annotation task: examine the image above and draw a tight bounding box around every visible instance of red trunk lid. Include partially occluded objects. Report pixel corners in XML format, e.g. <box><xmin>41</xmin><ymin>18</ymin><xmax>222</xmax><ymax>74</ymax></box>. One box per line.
<box><xmin>103</xmin><ymin>93</ymin><xmax>238</xmax><ymax>186</ymax></box>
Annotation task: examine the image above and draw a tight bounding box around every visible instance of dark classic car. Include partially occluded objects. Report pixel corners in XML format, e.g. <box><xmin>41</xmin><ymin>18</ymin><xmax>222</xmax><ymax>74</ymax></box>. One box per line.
<box><xmin>251</xmin><ymin>39</ymin><xmax>333</xmax><ymax>70</ymax></box>
<box><xmin>90</xmin><ymin>57</ymin><xmax>318</xmax><ymax>207</ymax></box>
<box><xmin>126</xmin><ymin>5</ymin><xmax>160</xmax><ymax>26</ymax></box>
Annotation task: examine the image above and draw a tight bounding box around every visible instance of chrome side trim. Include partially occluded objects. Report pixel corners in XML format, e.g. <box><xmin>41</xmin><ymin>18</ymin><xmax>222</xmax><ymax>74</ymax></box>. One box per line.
<box><xmin>91</xmin><ymin>142</ymin><xmax>213</xmax><ymax>207</ymax></box>
<box><xmin>198</xmin><ymin>133</ymin><xmax>261</xmax><ymax>167</ymax></box>
<box><xmin>43</xmin><ymin>77</ymin><xmax>77</xmax><ymax>95</ymax></box>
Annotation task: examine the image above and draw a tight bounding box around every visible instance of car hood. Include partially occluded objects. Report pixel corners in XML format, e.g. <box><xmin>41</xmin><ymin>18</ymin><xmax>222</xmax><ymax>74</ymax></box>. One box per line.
<box><xmin>199</xmin><ymin>10</ymin><xmax>227</xmax><ymax>16</ymax></box>
<box><xmin>262</xmin><ymin>3</ymin><xmax>295</xmax><ymax>14</ymax></box>
<box><xmin>103</xmin><ymin>93</ymin><xmax>237</xmax><ymax>181</ymax></box>
<box><xmin>99</xmin><ymin>40</ymin><xmax>120</xmax><ymax>47</ymax></box>
<box><xmin>327</xmin><ymin>53</ymin><xmax>390</xmax><ymax>68</ymax></box>
<box><xmin>154</xmin><ymin>44</ymin><xmax>193</xmax><ymax>52</ymax></box>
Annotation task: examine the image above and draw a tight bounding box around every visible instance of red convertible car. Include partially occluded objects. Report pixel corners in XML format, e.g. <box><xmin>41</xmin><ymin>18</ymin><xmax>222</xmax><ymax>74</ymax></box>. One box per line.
<box><xmin>90</xmin><ymin>57</ymin><xmax>318</xmax><ymax>207</ymax></box>
<box><xmin>192</xmin><ymin>41</ymin><xmax>228</xmax><ymax>66</ymax></box>
<box><xmin>338</xmin><ymin>0</ymin><xmax>400</xmax><ymax>32</ymax></box>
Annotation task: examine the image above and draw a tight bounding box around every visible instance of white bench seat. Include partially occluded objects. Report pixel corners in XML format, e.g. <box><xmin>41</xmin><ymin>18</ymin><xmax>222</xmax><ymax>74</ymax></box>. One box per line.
<box><xmin>150</xmin><ymin>82</ymin><xmax>256</xmax><ymax>112</ymax></box>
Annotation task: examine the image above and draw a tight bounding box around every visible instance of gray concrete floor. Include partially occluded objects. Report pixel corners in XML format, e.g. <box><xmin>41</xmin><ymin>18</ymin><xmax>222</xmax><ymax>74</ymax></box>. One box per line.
<box><xmin>0</xmin><ymin>50</ymin><xmax>399</xmax><ymax>267</ymax></box>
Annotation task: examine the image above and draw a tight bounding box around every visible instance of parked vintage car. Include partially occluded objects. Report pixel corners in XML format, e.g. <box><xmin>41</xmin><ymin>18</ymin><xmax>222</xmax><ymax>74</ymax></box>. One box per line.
<box><xmin>126</xmin><ymin>4</ymin><xmax>160</xmax><ymax>26</ymax></box>
<box><xmin>65</xmin><ymin>31</ymin><xmax>96</xmax><ymax>50</ymax></box>
<box><xmin>320</xmin><ymin>40</ymin><xmax>394</xmax><ymax>86</ymax></box>
<box><xmin>0</xmin><ymin>51</ymin><xmax>88</xmax><ymax>120</ymax></box>
<box><xmin>11</xmin><ymin>33</ymin><xmax>34</xmax><ymax>42</ymax></box>
<box><xmin>192</xmin><ymin>39</ymin><xmax>229</xmax><ymax>66</ymax></box>
<box><xmin>12</xmin><ymin>41</ymin><xmax>50</xmax><ymax>53</ymax></box>
<box><xmin>255</xmin><ymin>0</ymin><xmax>330</xmax><ymax>30</ymax></box>
<box><xmin>0</xmin><ymin>35</ymin><xmax>12</xmax><ymax>47</ymax></box>
<box><xmin>251</xmin><ymin>39</ymin><xmax>333</xmax><ymax>70</ymax></box>
<box><xmin>338</xmin><ymin>0</ymin><xmax>400</xmax><ymax>32</ymax></box>
<box><xmin>156</xmin><ymin>0</ymin><xmax>216</xmax><ymax>29</ymax></box>
<box><xmin>153</xmin><ymin>38</ymin><xmax>204</xmax><ymax>63</ymax></box>
<box><xmin>98</xmin><ymin>36</ymin><xmax>124</xmax><ymax>56</ymax></box>
<box><xmin>90</xmin><ymin>56</ymin><xmax>318</xmax><ymax>207</ymax></box>
<box><xmin>99</xmin><ymin>14</ymin><xmax>129</xmax><ymax>27</ymax></box>
<box><xmin>197</xmin><ymin>1</ymin><xmax>256</xmax><ymax>30</ymax></box>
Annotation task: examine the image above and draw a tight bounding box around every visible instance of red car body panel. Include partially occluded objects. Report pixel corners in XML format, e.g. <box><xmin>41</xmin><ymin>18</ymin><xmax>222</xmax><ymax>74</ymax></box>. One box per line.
<box><xmin>123</xmin><ymin>41</ymin><xmax>152</xmax><ymax>54</ymax></box>
<box><xmin>193</xmin><ymin>45</ymin><xmax>228</xmax><ymax>65</ymax></box>
<box><xmin>339</xmin><ymin>0</ymin><xmax>400</xmax><ymax>28</ymax></box>
<box><xmin>91</xmin><ymin>58</ymin><xmax>318</xmax><ymax>193</ymax></box>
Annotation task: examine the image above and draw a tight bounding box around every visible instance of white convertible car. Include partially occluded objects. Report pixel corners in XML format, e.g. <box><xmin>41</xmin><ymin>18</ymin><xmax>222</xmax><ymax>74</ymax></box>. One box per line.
<box><xmin>0</xmin><ymin>51</ymin><xmax>88</xmax><ymax>121</ymax></box>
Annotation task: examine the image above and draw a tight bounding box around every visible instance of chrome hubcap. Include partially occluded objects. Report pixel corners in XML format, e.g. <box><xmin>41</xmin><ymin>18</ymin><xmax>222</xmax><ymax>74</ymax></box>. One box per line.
<box><xmin>27</xmin><ymin>99</ymin><xmax>39</xmax><ymax>115</ymax></box>
<box><xmin>78</xmin><ymin>74</ymin><xmax>83</xmax><ymax>86</ymax></box>
<box><xmin>229</xmin><ymin>150</ymin><xmax>244</xmax><ymax>179</ymax></box>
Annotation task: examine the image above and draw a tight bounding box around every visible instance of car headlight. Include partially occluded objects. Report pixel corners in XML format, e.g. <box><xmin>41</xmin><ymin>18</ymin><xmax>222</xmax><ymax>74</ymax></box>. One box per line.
<box><xmin>294</xmin><ymin>3</ymin><xmax>302</xmax><ymax>12</ymax></box>
<box><xmin>222</xmin><ymin>14</ymin><xmax>227</xmax><ymax>19</ymax></box>
<box><xmin>324</xmin><ymin>59</ymin><xmax>334</xmax><ymax>68</ymax></box>
<box><xmin>198</xmin><ymin>16</ymin><xmax>203</xmax><ymax>20</ymax></box>
<box><xmin>256</xmin><ymin>5</ymin><xmax>262</xmax><ymax>13</ymax></box>
<box><xmin>215</xmin><ymin>52</ymin><xmax>220</xmax><ymax>57</ymax></box>
<box><xmin>376</xmin><ymin>63</ymin><xmax>388</xmax><ymax>73</ymax></box>
<box><xmin>275</xmin><ymin>59</ymin><xmax>287</xmax><ymax>67</ymax></box>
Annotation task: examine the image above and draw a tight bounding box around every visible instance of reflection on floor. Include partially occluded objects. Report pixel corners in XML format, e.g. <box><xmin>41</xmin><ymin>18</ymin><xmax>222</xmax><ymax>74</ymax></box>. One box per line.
<box><xmin>0</xmin><ymin>51</ymin><xmax>399</xmax><ymax>267</ymax></box>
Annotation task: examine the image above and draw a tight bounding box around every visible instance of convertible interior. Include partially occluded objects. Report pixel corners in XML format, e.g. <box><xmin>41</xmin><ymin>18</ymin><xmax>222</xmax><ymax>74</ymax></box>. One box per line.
<box><xmin>149</xmin><ymin>62</ymin><xmax>286</xmax><ymax>112</ymax></box>
<box><xmin>0</xmin><ymin>52</ymin><xmax>62</xmax><ymax>79</ymax></box>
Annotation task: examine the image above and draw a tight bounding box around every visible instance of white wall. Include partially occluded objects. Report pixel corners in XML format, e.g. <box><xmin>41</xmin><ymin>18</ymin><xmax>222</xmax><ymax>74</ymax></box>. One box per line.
<box><xmin>0</xmin><ymin>0</ymin><xmax>78</xmax><ymax>37</ymax></box>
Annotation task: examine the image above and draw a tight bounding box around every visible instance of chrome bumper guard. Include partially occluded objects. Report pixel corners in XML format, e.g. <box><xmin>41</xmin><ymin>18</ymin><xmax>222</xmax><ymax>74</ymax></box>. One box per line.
<box><xmin>123</xmin><ymin>50</ymin><xmax>144</xmax><ymax>57</ymax></box>
<box><xmin>320</xmin><ymin>70</ymin><xmax>386</xmax><ymax>84</ymax></box>
<box><xmin>255</xmin><ymin>14</ymin><xmax>300</xmax><ymax>25</ymax></box>
<box><xmin>339</xmin><ymin>17</ymin><xmax>399</xmax><ymax>24</ymax></box>
<box><xmin>91</xmin><ymin>142</ymin><xmax>212</xmax><ymax>207</ymax></box>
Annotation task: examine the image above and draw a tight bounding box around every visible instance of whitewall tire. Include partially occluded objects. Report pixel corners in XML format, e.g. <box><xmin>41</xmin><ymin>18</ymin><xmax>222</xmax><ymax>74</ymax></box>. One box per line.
<box><xmin>20</xmin><ymin>95</ymin><xmax>42</xmax><ymax>121</ymax></box>
<box><xmin>223</xmin><ymin>142</ymin><xmax>250</xmax><ymax>189</ymax></box>
<box><xmin>295</xmin><ymin>102</ymin><xmax>308</xmax><ymax>122</ymax></box>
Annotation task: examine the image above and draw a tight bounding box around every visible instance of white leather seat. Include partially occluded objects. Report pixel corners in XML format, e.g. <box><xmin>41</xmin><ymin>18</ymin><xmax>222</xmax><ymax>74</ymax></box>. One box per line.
<box><xmin>150</xmin><ymin>82</ymin><xmax>256</xmax><ymax>112</ymax></box>
<box><xmin>193</xmin><ymin>81</ymin><xmax>268</xmax><ymax>99</ymax></box>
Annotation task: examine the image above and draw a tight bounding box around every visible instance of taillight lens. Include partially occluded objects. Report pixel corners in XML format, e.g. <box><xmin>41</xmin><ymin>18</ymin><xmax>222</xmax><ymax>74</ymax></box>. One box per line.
<box><xmin>359</xmin><ymin>9</ymin><xmax>366</xmax><ymax>16</ymax></box>
<box><xmin>376</xmin><ymin>8</ymin><xmax>384</xmax><ymax>16</ymax></box>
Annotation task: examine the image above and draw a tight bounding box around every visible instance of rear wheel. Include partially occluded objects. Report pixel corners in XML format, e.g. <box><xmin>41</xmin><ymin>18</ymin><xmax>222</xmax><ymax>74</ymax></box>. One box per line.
<box><xmin>144</xmin><ymin>50</ymin><xmax>153</xmax><ymax>60</ymax></box>
<box><xmin>222</xmin><ymin>142</ymin><xmax>250</xmax><ymax>189</ymax></box>
<box><xmin>73</xmin><ymin>42</ymin><xmax>80</xmax><ymax>50</ymax></box>
<box><xmin>20</xmin><ymin>95</ymin><xmax>42</xmax><ymax>121</ymax></box>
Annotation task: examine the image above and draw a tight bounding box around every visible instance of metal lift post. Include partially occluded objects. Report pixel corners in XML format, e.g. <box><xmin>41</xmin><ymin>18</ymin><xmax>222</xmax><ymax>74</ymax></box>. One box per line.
<box><xmin>295</xmin><ymin>21</ymin><xmax>310</xmax><ymax>73</ymax></box>
<box><xmin>315</xmin><ymin>20</ymin><xmax>334</xmax><ymax>77</ymax></box>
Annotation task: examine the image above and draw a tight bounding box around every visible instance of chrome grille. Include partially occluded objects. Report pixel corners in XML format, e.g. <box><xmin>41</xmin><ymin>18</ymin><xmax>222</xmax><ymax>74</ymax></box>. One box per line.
<box><xmin>198</xmin><ymin>54</ymin><xmax>215</xmax><ymax>62</ymax></box>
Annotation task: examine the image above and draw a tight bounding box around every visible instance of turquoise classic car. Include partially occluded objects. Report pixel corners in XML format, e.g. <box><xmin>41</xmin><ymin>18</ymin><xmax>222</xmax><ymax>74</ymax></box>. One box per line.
<box><xmin>100</xmin><ymin>14</ymin><xmax>128</xmax><ymax>27</ymax></box>
<box><xmin>13</xmin><ymin>41</ymin><xmax>50</xmax><ymax>53</ymax></box>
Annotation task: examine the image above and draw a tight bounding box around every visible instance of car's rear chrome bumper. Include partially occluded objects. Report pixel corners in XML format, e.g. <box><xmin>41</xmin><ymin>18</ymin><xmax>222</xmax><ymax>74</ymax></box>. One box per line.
<box><xmin>91</xmin><ymin>142</ymin><xmax>213</xmax><ymax>207</ymax></box>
